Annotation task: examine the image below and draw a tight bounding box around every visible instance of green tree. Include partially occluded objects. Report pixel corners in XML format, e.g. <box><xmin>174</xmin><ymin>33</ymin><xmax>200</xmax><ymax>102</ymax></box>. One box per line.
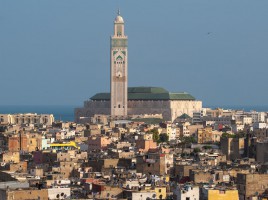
<box><xmin>159</xmin><ymin>133</ymin><xmax>169</xmax><ymax>143</ymax></box>
<box><xmin>178</xmin><ymin>136</ymin><xmax>196</xmax><ymax>154</ymax></box>
<box><xmin>193</xmin><ymin>147</ymin><xmax>201</xmax><ymax>153</ymax></box>
<box><xmin>203</xmin><ymin>145</ymin><xmax>212</xmax><ymax>150</ymax></box>
<box><xmin>147</xmin><ymin>128</ymin><xmax>159</xmax><ymax>143</ymax></box>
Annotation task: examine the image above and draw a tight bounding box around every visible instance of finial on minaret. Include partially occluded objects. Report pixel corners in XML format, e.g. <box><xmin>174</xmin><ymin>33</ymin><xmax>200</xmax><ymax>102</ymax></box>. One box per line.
<box><xmin>117</xmin><ymin>9</ymin><xmax>120</xmax><ymax>16</ymax></box>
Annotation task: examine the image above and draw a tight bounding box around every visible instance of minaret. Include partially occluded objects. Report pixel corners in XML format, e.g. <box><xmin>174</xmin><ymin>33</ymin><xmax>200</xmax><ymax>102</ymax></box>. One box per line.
<box><xmin>110</xmin><ymin>10</ymin><xmax>128</xmax><ymax>117</ymax></box>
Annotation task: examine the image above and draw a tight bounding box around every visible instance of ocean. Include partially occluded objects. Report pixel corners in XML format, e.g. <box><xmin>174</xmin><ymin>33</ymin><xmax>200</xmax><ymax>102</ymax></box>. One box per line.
<box><xmin>0</xmin><ymin>105</ymin><xmax>78</xmax><ymax>122</ymax></box>
<box><xmin>0</xmin><ymin>105</ymin><xmax>268</xmax><ymax>122</ymax></box>
<box><xmin>205</xmin><ymin>105</ymin><xmax>268</xmax><ymax>112</ymax></box>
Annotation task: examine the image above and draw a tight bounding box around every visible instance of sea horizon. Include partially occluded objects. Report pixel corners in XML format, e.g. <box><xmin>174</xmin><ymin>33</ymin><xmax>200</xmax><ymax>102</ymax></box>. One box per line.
<box><xmin>0</xmin><ymin>104</ymin><xmax>268</xmax><ymax>122</ymax></box>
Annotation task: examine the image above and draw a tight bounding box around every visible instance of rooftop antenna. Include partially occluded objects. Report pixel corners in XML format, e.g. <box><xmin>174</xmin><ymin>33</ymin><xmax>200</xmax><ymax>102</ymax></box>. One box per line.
<box><xmin>117</xmin><ymin>8</ymin><xmax>120</xmax><ymax>15</ymax></box>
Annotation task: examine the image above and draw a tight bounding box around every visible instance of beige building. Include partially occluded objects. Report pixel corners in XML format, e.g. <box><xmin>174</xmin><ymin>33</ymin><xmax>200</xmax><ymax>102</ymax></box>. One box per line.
<box><xmin>2</xmin><ymin>152</ymin><xmax>20</xmax><ymax>163</ymax></box>
<box><xmin>136</xmin><ymin>152</ymin><xmax>173</xmax><ymax>175</ymax></box>
<box><xmin>237</xmin><ymin>173</ymin><xmax>268</xmax><ymax>200</ymax></box>
<box><xmin>75</xmin><ymin>12</ymin><xmax>202</xmax><ymax>123</ymax></box>
<box><xmin>0</xmin><ymin>113</ymin><xmax>54</xmax><ymax>125</ymax></box>
<box><xmin>135</xmin><ymin>134</ymin><xmax>157</xmax><ymax>153</ymax></box>
<box><xmin>88</xmin><ymin>136</ymin><xmax>111</xmax><ymax>151</ymax></box>
<box><xmin>197</xmin><ymin>127</ymin><xmax>222</xmax><ymax>143</ymax></box>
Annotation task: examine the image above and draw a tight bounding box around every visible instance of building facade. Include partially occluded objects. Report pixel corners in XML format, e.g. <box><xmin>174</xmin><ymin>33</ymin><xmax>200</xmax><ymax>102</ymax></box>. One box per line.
<box><xmin>237</xmin><ymin>173</ymin><xmax>268</xmax><ymax>200</ymax></box>
<box><xmin>0</xmin><ymin>113</ymin><xmax>54</xmax><ymax>126</ymax></box>
<box><xmin>75</xmin><ymin>87</ymin><xmax>202</xmax><ymax>123</ymax></box>
<box><xmin>110</xmin><ymin>10</ymin><xmax>128</xmax><ymax>117</ymax></box>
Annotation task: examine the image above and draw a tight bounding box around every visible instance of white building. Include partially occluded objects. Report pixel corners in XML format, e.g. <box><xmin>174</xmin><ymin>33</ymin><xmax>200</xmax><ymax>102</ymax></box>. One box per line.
<box><xmin>251</xmin><ymin>111</ymin><xmax>266</xmax><ymax>123</ymax></box>
<box><xmin>242</xmin><ymin>116</ymin><xmax>252</xmax><ymax>125</ymax></box>
<box><xmin>253</xmin><ymin>122</ymin><xmax>267</xmax><ymax>130</ymax></box>
<box><xmin>178</xmin><ymin>122</ymin><xmax>191</xmax><ymax>137</ymax></box>
<box><xmin>47</xmin><ymin>188</ymin><xmax>71</xmax><ymax>200</ymax></box>
<box><xmin>160</xmin><ymin>123</ymin><xmax>177</xmax><ymax>141</ymax></box>
<box><xmin>132</xmin><ymin>191</ymin><xmax>157</xmax><ymax>200</ymax></box>
<box><xmin>192</xmin><ymin>108</ymin><xmax>208</xmax><ymax>124</ymax></box>
<box><xmin>173</xmin><ymin>185</ymin><xmax>199</xmax><ymax>200</ymax></box>
<box><xmin>231</xmin><ymin>124</ymin><xmax>245</xmax><ymax>133</ymax></box>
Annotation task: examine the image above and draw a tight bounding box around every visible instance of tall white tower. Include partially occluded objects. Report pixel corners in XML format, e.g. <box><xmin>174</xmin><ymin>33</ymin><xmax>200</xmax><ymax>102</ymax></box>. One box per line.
<box><xmin>110</xmin><ymin>10</ymin><xmax>128</xmax><ymax>116</ymax></box>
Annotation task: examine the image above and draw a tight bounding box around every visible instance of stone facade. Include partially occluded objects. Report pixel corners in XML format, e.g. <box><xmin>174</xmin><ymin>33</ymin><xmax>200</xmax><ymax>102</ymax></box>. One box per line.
<box><xmin>237</xmin><ymin>173</ymin><xmax>268</xmax><ymax>200</ymax></box>
<box><xmin>75</xmin><ymin>97</ymin><xmax>202</xmax><ymax>123</ymax></box>
<box><xmin>110</xmin><ymin>11</ymin><xmax>128</xmax><ymax>116</ymax></box>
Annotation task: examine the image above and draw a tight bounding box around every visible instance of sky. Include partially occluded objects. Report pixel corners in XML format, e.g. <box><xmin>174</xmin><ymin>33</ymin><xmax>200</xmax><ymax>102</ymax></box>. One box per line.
<box><xmin>0</xmin><ymin>0</ymin><xmax>268</xmax><ymax>107</ymax></box>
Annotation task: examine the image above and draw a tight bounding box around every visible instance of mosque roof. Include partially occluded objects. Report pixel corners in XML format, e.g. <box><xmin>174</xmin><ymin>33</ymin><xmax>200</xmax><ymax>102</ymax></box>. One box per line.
<box><xmin>178</xmin><ymin>113</ymin><xmax>192</xmax><ymax>119</ymax></box>
<box><xmin>90</xmin><ymin>87</ymin><xmax>196</xmax><ymax>101</ymax></box>
<box><xmin>115</xmin><ymin>9</ymin><xmax>124</xmax><ymax>23</ymax></box>
<box><xmin>115</xmin><ymin>15</ymin><xmax>124</xmax><ymax>23</ymax></box>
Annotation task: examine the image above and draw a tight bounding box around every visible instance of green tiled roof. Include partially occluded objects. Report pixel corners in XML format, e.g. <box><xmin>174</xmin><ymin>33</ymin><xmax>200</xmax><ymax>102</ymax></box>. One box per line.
<box><xmin>128</xmin><ymin>87</ymin><xmax>168</xmax><ymax>94</ymax></box>
<box><xmin>90</xmin><ymin>93</ymin><xmax>110</xmax><ymax>100</ymax></box>
<box><xmin>90</xmin><ymin>87</ymin><xmax>196</xmax><ymax>101</ymax></box>
<box><xmin>178</xmin><ymin>113</ymin><xmax>192</xmax><ymax>119</ymax></box>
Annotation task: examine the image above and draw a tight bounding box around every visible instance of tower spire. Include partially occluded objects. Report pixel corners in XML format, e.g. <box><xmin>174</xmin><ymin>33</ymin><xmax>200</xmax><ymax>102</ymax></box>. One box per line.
<box><xmin>111</xmin><ymin>11</ymin><xmax>128</xmax><ymax>117</ymax></box>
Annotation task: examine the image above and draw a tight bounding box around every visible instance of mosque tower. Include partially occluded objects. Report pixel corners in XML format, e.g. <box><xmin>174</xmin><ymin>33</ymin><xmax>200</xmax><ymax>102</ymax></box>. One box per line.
<box><xmin>110</xmin><ymin>10</ymin><xmax>128</xmax><ymax>116</ymax></box>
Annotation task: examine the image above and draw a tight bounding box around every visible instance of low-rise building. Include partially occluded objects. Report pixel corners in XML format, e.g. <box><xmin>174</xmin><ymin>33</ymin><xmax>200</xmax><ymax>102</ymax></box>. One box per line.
<box><xmin>237</xmin><ymin>173</ymin><xmax>268</xmax><ymax>200</ymax></box>
<box><xmin>88</xmin><ymin>136</ymin><xmax>111</xmax><ymax>151</ymax></box>
<box><xmin>173</xmin><ymin>185</ymin><xmax>199</xmax><ymax>200</ymax></box>
<box><xmin>206</xmin><ymin>189</ymin><xmax>239</xmax><ymax>200</ymax></box>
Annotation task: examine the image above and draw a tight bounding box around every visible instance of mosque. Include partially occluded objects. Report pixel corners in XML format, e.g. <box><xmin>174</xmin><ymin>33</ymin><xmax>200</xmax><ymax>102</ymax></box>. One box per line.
<box><xmin>75</xmin><ymin>11</ymin><xmax>202</xmax><ymax>123</ymax></box>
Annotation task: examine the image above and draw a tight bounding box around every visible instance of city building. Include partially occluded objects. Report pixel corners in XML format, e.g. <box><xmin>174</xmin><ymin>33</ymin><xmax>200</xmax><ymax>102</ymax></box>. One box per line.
<box><xmin>173</xmin><ymin>185</ymin><xmax>199</xmax><ymax>200</ymax></box>
<box><xmin>220</xmin><ymin>137</ymin><xmax>245</xmax><ymax>160</ymax></box>
<box><xmin>237</xmin><ymin>173</ymin><xmax>268</xmax><ymax>200</ymax></box>
<box><xmin>0</xmin><ymin>113</ymin><xmax>54</xmax><ymax>126</ymax></box>
<box><xmin>206</xmin><ymin>189</ymin><xmax>239</xmax><ymax>200</ymax></box>
<box><xmin>256</xmin><ymin>141</ymin><xmax>268</xmax><ymax>163</ymax></box>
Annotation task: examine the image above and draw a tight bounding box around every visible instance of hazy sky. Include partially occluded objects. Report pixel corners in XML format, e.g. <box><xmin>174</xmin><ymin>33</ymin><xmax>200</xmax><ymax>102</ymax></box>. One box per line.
<box><xmin>1</xmin><ymin>0</ymin><xmax>268</xmax><ymax>106</ymax></box>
